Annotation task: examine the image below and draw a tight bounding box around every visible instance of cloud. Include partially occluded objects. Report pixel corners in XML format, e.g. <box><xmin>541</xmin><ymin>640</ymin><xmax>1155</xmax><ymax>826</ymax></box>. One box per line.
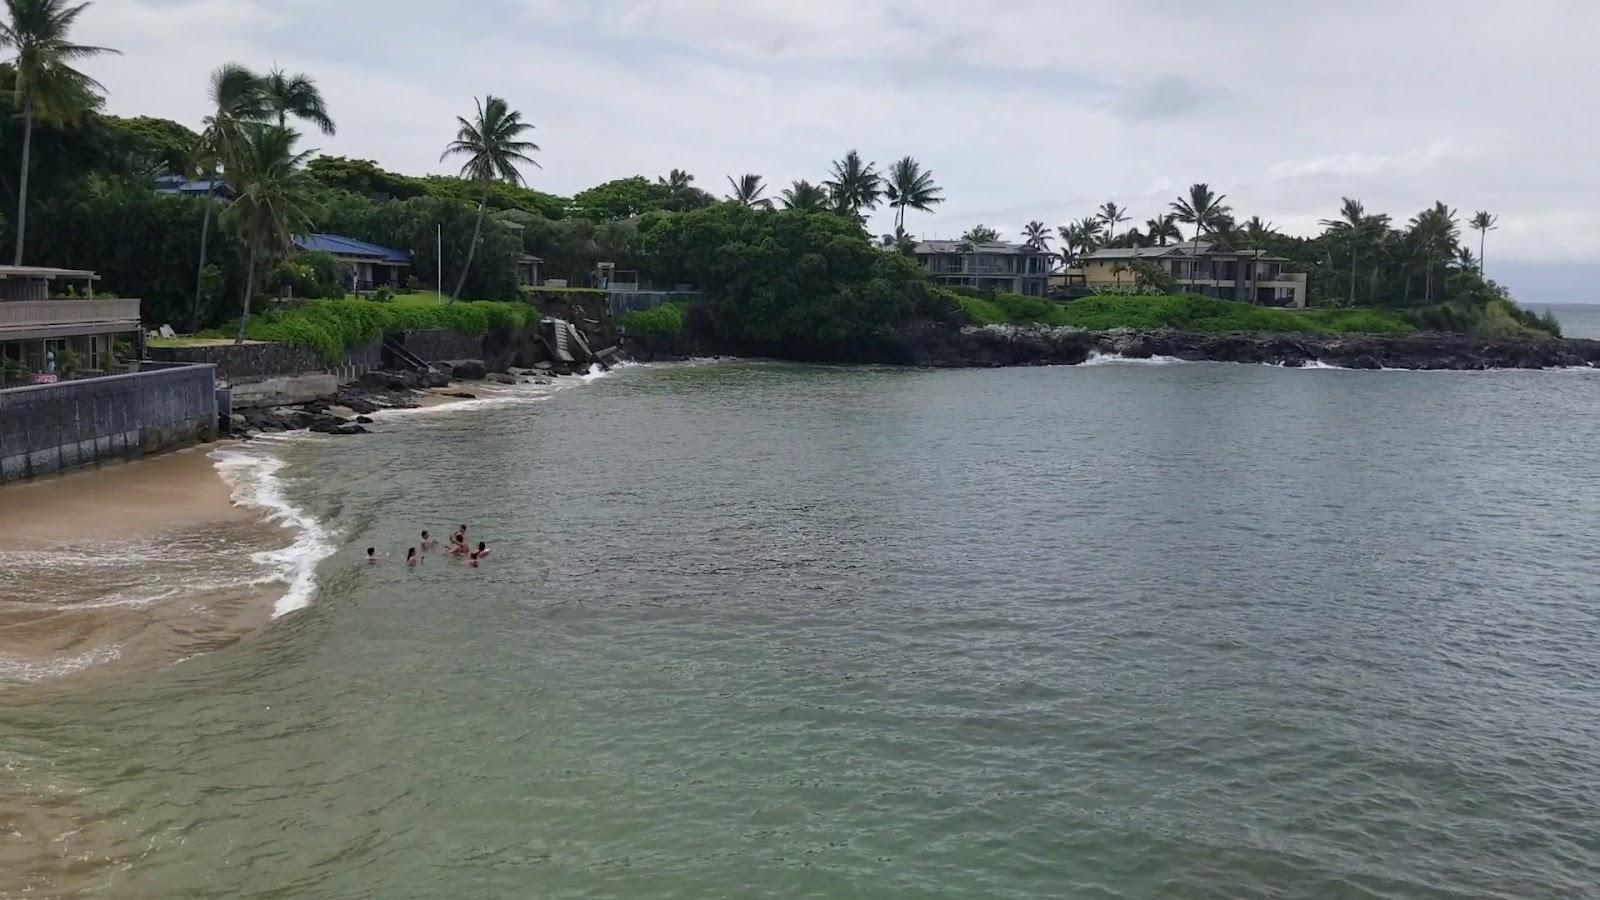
<box><xmin>63</xmin><ymin>0</ymin><xmax>1600</xmax><ymax>301</ymax></box>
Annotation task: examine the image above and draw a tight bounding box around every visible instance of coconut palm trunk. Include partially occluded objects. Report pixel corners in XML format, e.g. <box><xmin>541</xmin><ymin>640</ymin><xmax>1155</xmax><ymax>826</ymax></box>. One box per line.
<box><xmin>1479</xmin><ymin>231</ymin><xmax>1486</xmax><ymax>275</ymax></box>
<box><xmin>450</xmin><ymin>193</ymin><xmax>488</xmax><ymax>303</ymax></box>
<box><xmin>236</xmin><ymin>244</ymin><xmax>258</xmax><ymax>343</ymax></box>
<box><xmin>1349</xmin><ymin>249</ymin><xmax>1358</xmax><ymax>305</ymax></box>
<box><xmin>190</xmin><ymin>190</ymin><xmax>216</xmax><ymax>332</ymax></box>
<box><xmin>12</xmin><ymin>94</ymin><xmax>33</xmax><ymax>265</ymax></box>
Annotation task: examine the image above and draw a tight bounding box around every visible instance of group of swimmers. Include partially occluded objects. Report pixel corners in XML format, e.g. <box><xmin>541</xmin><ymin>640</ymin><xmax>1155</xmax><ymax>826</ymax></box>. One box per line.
<box><xmin>366</xmin><ymin>524</ymin><xmax>491</xmax><ymax>568</ymax></box>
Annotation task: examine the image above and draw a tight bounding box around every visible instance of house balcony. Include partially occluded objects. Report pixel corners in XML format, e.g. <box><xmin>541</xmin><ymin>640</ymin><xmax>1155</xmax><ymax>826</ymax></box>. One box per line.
<box><xmin>0</xmin><ymin>298</ymin><xmax>142</xmax><ymax>341</ymax></box>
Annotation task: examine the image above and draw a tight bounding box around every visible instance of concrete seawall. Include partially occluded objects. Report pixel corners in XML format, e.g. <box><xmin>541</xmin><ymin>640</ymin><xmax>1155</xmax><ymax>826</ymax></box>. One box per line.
<box><xmin>0</xmin><ymin>364</ymin><xmax>219</xmax><ymax>483</ymax></box>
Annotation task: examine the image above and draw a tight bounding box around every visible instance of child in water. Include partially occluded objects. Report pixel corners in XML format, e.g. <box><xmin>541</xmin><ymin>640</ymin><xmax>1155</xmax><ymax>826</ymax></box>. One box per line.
<box><xmin>406</xmin><ymin>547</ymin><xmax>419</xmax><ymax>568</ymax></box>
<box><xmin>420</xmin><ymin>530</ymin><xmax>435</xmax><ymax>551</ymax></box>
<box><xmin>468</xmin><ymin>542</ymin><xmax>490</xmax><ymax>566</ymax></box>
<box><xmin>366</xmin><ymin>547</ymin><xmax>378</xmax><ymax>564</ymax></box>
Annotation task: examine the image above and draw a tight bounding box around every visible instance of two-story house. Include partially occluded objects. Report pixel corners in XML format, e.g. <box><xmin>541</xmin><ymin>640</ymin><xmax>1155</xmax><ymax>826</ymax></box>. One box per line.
<box><xmin>914</xmin><ymin>240</ymin><xmax>1053</xmax><ymax>297</ymax></box>
<box><xmin>0</xmin><ymin>266</ymin><xmax>142</xmax><ymax>385</ymax></box>
<box><xmin>1081</xmin><ymin>241</ymin><xmax>1307</xmax><ymax>308</ymax></box>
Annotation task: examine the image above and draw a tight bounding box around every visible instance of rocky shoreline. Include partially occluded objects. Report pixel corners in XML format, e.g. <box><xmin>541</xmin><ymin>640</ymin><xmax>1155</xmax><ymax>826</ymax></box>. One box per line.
<box><xmin>237</xmin><ymin>325</ymin><xmax>1599</xmax><ymax>439</ymax></box>
<box><xmin>233</xmin><ymin>359</ymin><xmax>599</xmax><ymax>437</ymax></box>
<box><xmin>839</xmin><ymin>325</ymin><xmax>1600</xmax><ymax>371</ymax></box>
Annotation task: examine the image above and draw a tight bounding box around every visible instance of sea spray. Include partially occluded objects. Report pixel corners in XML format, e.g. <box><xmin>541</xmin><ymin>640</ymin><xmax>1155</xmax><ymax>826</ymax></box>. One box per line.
<box><xmin>211</xmin><ymin>448</ymin><xmax>337</xmax><ymax>617</ymax></box>
<box><xmin>1082</xmin><ymin>351</ymin><xmax>1184</xmax><ymax>366</ymax></box>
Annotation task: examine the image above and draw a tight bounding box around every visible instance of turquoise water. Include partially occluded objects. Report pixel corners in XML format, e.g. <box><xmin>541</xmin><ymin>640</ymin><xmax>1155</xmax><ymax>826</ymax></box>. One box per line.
<box><xmin>5</xmin><ymin>360</ymin><xmax>1600</xmax><ymax>897</ymax></box>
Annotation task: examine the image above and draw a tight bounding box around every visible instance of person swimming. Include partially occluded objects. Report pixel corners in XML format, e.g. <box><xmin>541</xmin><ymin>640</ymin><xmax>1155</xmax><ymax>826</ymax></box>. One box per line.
<box><xmin>366</xmin><ymin>547</ymin><xmax>378</xmax><ymax>564</ymax></box>
<box><xmin>420</xmin><ymin>530</ymin><xmax>436</xmax><ymax>551</ymax></box>
<box><xmin>468</xmin><ymin>541</ymin><xmax>490</xmax><ymax>566</ymax></box>
<box><xmin>406</xmin><ymin>547</ymin><xmax>419</xmax><ymax>568</ymax></box>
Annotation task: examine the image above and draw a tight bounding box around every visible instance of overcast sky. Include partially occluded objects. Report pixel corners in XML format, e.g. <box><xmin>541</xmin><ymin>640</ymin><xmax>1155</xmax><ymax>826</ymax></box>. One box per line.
<box><xmin>79</xmin><ymin>0</ymin><xmax>1600</xmax><ymax>302</ymax></box>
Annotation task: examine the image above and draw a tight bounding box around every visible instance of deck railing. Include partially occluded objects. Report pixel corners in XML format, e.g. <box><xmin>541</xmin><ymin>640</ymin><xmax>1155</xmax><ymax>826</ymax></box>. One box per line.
<box><xmin>0</xmin><ymin>298</ymin><xmax>141</xmax><ymax>332</ymax></box>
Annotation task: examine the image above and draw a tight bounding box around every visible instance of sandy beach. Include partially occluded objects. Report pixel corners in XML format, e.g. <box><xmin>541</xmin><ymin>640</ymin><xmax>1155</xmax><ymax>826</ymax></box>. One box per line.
<box><xmin>0</xmin><ymin>447</ymin><xmax>292</xmax><ymax>688</ymax></box>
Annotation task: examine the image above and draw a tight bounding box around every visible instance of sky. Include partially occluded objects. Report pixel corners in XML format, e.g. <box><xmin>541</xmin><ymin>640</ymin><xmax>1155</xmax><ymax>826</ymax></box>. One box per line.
<box><xmin>78</xmin><ymin>0</ymin><xmax>1600</xmax><ymax>302</ymax></box>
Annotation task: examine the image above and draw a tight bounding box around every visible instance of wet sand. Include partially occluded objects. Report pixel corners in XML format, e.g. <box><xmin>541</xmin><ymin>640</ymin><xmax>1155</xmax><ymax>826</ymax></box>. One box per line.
<box><xmin>0</xmin><ymin>447</ymin><xmax>289</xmax><ymax>688</ymax></box>
<box><xmin>0</xmin><ymin>447</ymin><xmax>252</xmax><ymax>549</ymax></box>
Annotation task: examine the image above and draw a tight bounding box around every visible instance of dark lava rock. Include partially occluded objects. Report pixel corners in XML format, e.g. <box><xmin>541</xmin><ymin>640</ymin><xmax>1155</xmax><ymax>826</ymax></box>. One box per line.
<box><xmin>355</xmin><ymin>415</ymin><xmax>374</xmax><ymax>424</ymax></box>
<box><xmin>446</xmin><ymin>359</ymin><xmax>487</xmax><ymax>380</ymax></box>
<box><xmin>895</xmin><ymin>324</ymin><xmax>1600</xmax><ymax>372</ymax></box>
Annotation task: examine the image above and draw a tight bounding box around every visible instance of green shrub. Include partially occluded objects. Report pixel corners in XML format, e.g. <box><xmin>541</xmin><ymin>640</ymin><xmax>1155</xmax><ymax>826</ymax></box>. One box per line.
<box><xmin>950</xmin><ymin>293</ymin><xmax>1006</xmax><ymax>326</ymax></box>
<box><xmin>618</xmin><ymin>302</ymin><xmax>687</xmax><ymax>337</ymax></box>
<box><xmin>56</xmin><ymin>348</ymin><xmax>84</xmax><ymax>377</ymax></box>
<box><xmin>240</xmin><ymin>296</ymin><xmax>534</xmax><ymax>364</ymax></box>
<box><xmin>950</xmin><ymin>291</ymin><xmax>1416</xmax><ymax>335</ymax></box>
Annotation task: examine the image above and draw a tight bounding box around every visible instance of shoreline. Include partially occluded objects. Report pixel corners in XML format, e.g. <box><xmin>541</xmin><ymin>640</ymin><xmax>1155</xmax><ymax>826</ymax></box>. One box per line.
<box><xmin>0</xmin><ymin>368</ymin><xmax>623</xmax><ymax>688</ymax></box>
<box><xmin>0</xmin><ymin>447</ymin><xmax>287</xmax><ymax>686</ymax></box>
<box><xmin>632</xmin><ymin>325</ymin><xmax>1600</xmax><ymax>371</ymax></box>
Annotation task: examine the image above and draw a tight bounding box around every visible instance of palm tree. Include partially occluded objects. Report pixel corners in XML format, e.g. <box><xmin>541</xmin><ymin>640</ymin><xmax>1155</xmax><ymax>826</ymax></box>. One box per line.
<box><xmin>1207</xmin><ymin>214</ymin><xmax>1239</xmax><ymax>245</ymax></box>
<box><xmin>880</xmin><ymin>227</ymin><xmax>917</xmax><ymax>255</ymax></box>
<box><xmin>1073</xmin><ymin>216</ymin><xmax>1104</xmax><ymax>254</ymax></box>
<box><xmin>1407</xmin><ymin>202</ymin><xmax>1458</xmax><ymax>301</ymax></box>
<box><xmin>1469</xmin><ymin>210</ymin><xmax>1497</xmax><ymax>276</ymax></box>
<box><xmin>261</xmin><ymin>67</ymin><xmax>335</xmax><ymax>134</ymax></box>
<box><xmin>1</xmin><ymin>0</ymin><xmax>119</xmax><ymax>265</ymax></box>
<box><xmin>440</xmin><ymin>94</ymin><xmax>539</xmax><ymax>302</ymax></box>
<box><xmin>657</xmin><ymin>169</ymin><xmax>713</xmax><ymax>211</ymax></box>
<box><xmin>189</xmin><ymin>62</ymin><xmax>267</xmax><ymax>331</ymax></box>
<box><xmin>1241</xmin><ymin>215</ymin><xmax>1276</xmax><ymax>247</ymax></box>
<box><xmin>222</xmin><ymin>124</ymin><xmax>318</xmax><ymax>343</ymax></box>
<box><xmin>725</xmin><ymin>173</ymin><xmax>772</xmax><ymax>209</ymax></box>
<box><xmin>1321</xmin><ymin>198</ymin><xmax>1390</xmax><ymax>305</ymax></box>
<box><xmin>1022</xmin><ymin>220</ymin><xmax>1051</xmax><ymax>252</ymax></box>
<box><xmin>1239</xmin><ymin>216</ymin><xmax>1276</xmax><ymax>305</ymax></box>
<box><xmin>824</xmin><ymin>150</ymin><xmax>882</xmax><ymax>220</ymax></box>
<box><xmin>961</xmin><ymin>224</ymin><xmax>1000</xmax><ymax>244</ymax></box>
<box><xmin>1056</xmin><ymin>225</ymin><xmax>1079</xmax><ymax>269</ymax></box>
<box><xmin>1170</xmin><ymin>183</ymin><xmax>1231</xmax><ymax>284</ymax></box>
<box><xmin>1111</xmin><ymin>261</ymin><xmax>1129</xmax><ymax>288</ymax></box>
<box><xmin>1144</xmin><ymin>214</ymin><xmax>1181</xmax><ymax>246</ymax></box>
<box><xmin>1097</xmin><ymin>201</ymin><xmax>1128</xmax><ymax>243</ymax></box>
<box><xmin>884</xmin><ymin>156</ymin><xmax>942</xmax><ymax>233</ymax></box>
<box><xmin>780</xmin><ymin>179</ymin><xmax>829</xmax><ymax>212</ymax></box>
<box><xmin>659</xmin><ymin>168</ymin><xmax>693</xmax><ymax>193</ymax></box>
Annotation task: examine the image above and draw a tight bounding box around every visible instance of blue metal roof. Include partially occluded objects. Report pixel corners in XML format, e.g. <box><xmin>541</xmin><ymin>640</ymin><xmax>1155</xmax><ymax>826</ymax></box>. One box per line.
<box><xmin>293</xmin><ymin>233</ymin><xmax>412</xmax><ymax>265</ymax></box>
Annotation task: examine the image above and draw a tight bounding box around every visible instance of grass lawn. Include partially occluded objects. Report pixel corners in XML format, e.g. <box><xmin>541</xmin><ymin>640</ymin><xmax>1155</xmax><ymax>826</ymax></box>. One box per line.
<box><xmin>146</xmin><ymin>336</ymin><xmax>267</xmax><ymax>348</ymax></box>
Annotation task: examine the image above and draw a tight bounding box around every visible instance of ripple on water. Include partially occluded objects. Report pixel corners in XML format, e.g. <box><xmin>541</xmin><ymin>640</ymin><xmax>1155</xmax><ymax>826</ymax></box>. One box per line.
<box><xmin>4</xmin><ymin>361</ymin><xmax>1600</xmax><ymax>898</ymax></box>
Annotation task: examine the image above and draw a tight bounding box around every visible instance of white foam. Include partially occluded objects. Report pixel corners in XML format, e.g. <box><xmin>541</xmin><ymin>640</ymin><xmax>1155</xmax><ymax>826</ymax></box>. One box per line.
<box><xmin>1082</xmin><ymin>351</ymin><xmax>1184</xmax><ymax>366</ymax></box>
<box><xmin>377</xmin><ymin>361</ymin><xmax>639</xmax><ymax>419</ymax></box>
<box><xmin>0</xmin><ymin>644</ymin><xmax>123</xmax><ymax>683</ymax></box>
<box><xmin>211</xmin><ymin>448</ymin><xmax>336</xmax><ymax>617</ymax></box>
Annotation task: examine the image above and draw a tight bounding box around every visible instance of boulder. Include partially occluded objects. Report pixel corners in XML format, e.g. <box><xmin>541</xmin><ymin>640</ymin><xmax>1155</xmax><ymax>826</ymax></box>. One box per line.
<box><xmin>486</xmin><ymin>372</ymin><xmax>520</xmax><ymax>385</ymax></box>
<box><xmin>358</xmin><ymin>370</ymin><xmax>419</xmax><ymax>391</ymax></box>
<box><xmin>446</xmin><ymin>359</ymin><xmax>487</xmax><ymax>380</ymax></box>
<box><xmin>355</xmin><ymin>415</ymin><xmax>374</xmax><ymax>424</ymax></box>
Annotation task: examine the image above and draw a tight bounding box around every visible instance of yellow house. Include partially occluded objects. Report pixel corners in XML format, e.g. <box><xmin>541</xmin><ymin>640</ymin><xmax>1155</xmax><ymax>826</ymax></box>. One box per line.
<box><xmin>1081</xmin><ymin>241</ymin><xmax>1307</xmax><ymax>308</ymax></box>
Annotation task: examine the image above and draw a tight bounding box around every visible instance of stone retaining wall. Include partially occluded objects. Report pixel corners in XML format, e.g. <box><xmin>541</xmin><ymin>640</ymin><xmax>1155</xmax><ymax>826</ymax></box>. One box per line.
<box><xmin>392</xmin><ymin>330</ymin><xmax>484</xmax><ymax>364</ymax></box>
<box><xmin>0</xmin><ymin>364</ymin><xmax>218</xmax><ymax>482</ymax></box>
<box><xmin>149</xmin><ymin>331</ymin><xmax>481</xmax><ymax>384</ymax></box>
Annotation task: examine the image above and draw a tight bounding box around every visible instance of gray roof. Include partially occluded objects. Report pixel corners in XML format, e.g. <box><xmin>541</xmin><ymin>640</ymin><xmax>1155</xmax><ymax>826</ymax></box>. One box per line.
<box><xmin>915</xmin><ymin>239</ymin><xmax>1047</xmax><ymax>256</ymax></box>
<box><xmin>1084</xmin><ymin>243</ymin><xmax>1289</xmax><ymax>262</ymax></box>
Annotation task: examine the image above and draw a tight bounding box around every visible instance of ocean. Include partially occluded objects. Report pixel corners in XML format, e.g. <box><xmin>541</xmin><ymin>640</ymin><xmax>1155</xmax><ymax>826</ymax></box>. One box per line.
<box><xmin>3</xmin><ymin>359</ymin><xmax>1599</xmax><ymax>897</ymax></box>
<box><xmin>1540</xmin><ymin>301</ymin><xmax>1600</xmax><ymax>338</ymax></box>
